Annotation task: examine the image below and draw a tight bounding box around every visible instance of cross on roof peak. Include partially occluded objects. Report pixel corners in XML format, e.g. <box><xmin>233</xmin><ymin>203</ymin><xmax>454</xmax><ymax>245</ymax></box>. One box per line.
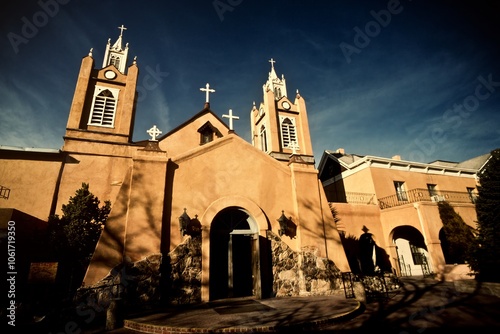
<box><xmin>200</xmin><ymin>83</ymin><xmax>216</xmax><ymax>103</ymax></box>
<box><xmin>269</xmin><ymin>58</ymin><xmax>276</xmax><ymax>69</ymax></box>
<box><xmin>147</xmin><ymin>125</ymin><xmax>162</xmax><ymax>141</ymax></box>
<box><xmin>222</xmin><ymin>109</ymin><xmax>240</xmax><ymax>131</ymax></box>
<box><xmin>118</xmin><ymin>24</ymin><xmax>127</xmax><ymax>37</ymax></box>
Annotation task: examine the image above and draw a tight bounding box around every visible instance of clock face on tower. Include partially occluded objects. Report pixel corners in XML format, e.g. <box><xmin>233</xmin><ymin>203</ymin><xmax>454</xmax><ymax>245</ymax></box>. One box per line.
<box><xmin>281</xmin><ymin>101</ymin><xmax>291</xmax><ymax>110</ymax></box>
<box><xmin>104</xmin><ymin>70</ymin><xmax>117</xmax><ymax>80</ymax></box>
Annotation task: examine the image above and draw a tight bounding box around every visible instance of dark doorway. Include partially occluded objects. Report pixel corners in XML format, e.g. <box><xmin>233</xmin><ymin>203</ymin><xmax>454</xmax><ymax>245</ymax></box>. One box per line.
<box><xmin>209</xmin><ymin>207</ymin><xmax>255</xmax><ymax>300</ymax></box>
<box><xmin>231</xmin><ymin>234</ymin><xmax>253</xmax><ymax>297</ymax></box>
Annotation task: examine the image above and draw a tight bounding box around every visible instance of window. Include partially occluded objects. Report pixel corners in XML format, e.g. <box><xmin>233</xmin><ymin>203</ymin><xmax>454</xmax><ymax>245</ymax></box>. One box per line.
<box><xmin>198</xmin><ymin>121</ymin><xmax>222</xmax><ymax>145</ymax></box>
<box><xmin>394</xmin><ymin>181</ymin><xmax>407</xmax><ymax>201</ymax></box>
<box><xmin>259</xmin><ymin>125</ymin><xmax>268</xmax><ymax>152</ymax></box>
<box><xmin>274</xmin><ymin>87</ymin><xmax>283</xmax><ymax>99</ymax></box>
<box><xmin>467</xmin><ymin>187</ymin><xmax>477</xmax><ymax>203</ymax></box>
<box><xmin>110</xmin><ymin>55</ymin><xmax>121</xmax><ymax>69</ymax></box>
<box><xmin>280</xmin><ymin>116</ymin><xmax>297</xmax><ymax>149</ymax></box>
<box><xmin>427</xmin><ymin>184</ymin><xmax>438</xmax><ymax>196</ymax></box>
<box><xmin>200</xmin><ymin>128</ymin><xmax>213</xmax><ymax>144</ymax></box>
<box><xmin>88</xmin><ymin>87</ymin><xmax>119</xmax><ymax>127</ymax></box>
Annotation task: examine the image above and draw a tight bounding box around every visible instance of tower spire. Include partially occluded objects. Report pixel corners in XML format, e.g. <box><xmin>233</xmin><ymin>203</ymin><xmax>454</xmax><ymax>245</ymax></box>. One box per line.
<box><xmin>263</xmin><ymin>58</ymin><xmax>287</xmax><ymax>100</ymax></box>
<box><xmin>102</xmin><ymin>25</ymin><xmax>130</xmax><ymax>73</ymax></box>
<box><xmin>111</xmin><ymin>24</ymin><xmax>127</xmax><ymax>50</ymax></box>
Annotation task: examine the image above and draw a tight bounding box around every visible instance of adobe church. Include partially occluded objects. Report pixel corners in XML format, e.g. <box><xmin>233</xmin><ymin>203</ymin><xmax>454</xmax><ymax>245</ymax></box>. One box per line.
<box><xmin>0</xmin><ymin>28</ymin><xmax>351</xmax><ymax>305</ymax></box>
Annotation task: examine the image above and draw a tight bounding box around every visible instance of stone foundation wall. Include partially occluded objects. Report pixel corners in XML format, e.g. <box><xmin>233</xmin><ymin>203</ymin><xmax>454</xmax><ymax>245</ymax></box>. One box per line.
<box><xmin>74</xmin><ymin>253</ymin><xmax>163</xmax><ymax>312</ymax></box>
<box><xmin>268</xmin><ymin>231</ymin><xmax>344</xmax><ymax>297</ymax></box>
<box><xmin>76</xmin><ymin>233</ymin><xmax>347</xmax><ymax>310</ymax></box>
<box><xmin>75</xmin><ymin>236</ymin><xmax>202</xmax><ymax>310</ymax></box>
<box><xmin>163</xmin><ymin>235</ymin><xmax>202</xmax><ymax>305</ymax></box>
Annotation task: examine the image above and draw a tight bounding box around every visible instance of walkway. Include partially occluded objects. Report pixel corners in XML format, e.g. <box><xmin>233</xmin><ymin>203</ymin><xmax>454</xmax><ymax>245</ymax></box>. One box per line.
<box><xmin>92</xmin><ymin>278</ymin><xmax>500</xmax><ymax>333</ymax></box>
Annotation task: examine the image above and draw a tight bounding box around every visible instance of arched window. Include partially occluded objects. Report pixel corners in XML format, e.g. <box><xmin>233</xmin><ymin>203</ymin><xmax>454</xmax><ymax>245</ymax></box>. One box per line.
<box><xmin>274</xmin><ymin>87</ymin><xmax>282</xmax><ymax>99</ymax></box>
<box><xmin>110</xmin><ymin>55</ymin><xmax>121</xmax><ymax>70</ymax></box>
<box><xmin>88</xmin><ymin>87</ymin><xmax>118</xmax><ymax>127</ymax></box>
<box><xmin>280</xmin><ymin>117</ymin><xmax>297</xmax><ymax>149</ymax></box>
<box><xmin>259</xmin><ymin>124</ymin><xmax>267</xmax><ymax>152</ymax></box>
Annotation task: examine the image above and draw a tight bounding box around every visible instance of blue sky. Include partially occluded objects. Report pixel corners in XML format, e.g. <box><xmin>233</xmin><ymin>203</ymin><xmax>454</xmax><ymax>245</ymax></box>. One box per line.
<box><xmin>1</xmin><ymin>0</ymin><xmax>499</xmax><ymax>165</ymax></box>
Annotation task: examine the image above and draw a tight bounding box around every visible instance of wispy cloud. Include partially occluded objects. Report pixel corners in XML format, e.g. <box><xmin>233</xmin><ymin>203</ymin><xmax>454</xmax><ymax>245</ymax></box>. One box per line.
<box><xmin>135</xmin><ymin>90</ymin><xmax>172</xmax><ymax>141</ymax></box>
<box><xmin>0</xmin><ymin>81</ymin><xmax>63</xmax><ymax>149</ymax></box>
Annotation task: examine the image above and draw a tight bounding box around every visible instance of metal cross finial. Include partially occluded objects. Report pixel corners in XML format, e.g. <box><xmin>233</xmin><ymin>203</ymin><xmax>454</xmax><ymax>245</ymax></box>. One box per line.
<box><xmin>118</xmin><ymin>24</ymin><xmax>127</xmax><ymax>36</ymax></box>
<box><xmin>269</xmin><ymin>58</ymin><xmax>276</xmax><ymax>68</ymax></box>
<box><xmin>222</xmin><ymin>109</ymin><xmax>240</xmax><ymax>130</ymax></box>
<box><xmin>147</xmin><ymin>125</ymin><xmax>162</xmax><ymax>141</ymax></box>
<box><xmin>200</xmin><ymin>83</ymin><xmax>216</xmax><ymax>103</ymax></box>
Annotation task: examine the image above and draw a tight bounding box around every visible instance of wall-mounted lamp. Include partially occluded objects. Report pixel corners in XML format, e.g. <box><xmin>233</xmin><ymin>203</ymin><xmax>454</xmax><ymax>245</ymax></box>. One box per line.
<box><xmin>179</xmin><ymin>208</ymin><xmax>191</xmax><ymax>236</ymax></box>
<box><xmin>179</xmin><ymin>208</ymin><xmax>201</xmax><ymax>237</ymax></box>
<box><xmin>277</xmin><ymin>210</ymin><xmax>296</xmax><ymax>238</ymax></box>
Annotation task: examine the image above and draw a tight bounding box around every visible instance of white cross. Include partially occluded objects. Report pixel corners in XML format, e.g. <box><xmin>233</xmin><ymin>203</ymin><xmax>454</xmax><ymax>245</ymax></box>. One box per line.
<box><xmin>222</xmin><ymin>109</ymin><xmax>240</xmax><ymax>130</ymax></box>
<box><xmin>118</xmin><ymin>24</ymin><xmax>127</xmax><ymax>36</ymax></box>
<box><xmin>289</xmin><ymin>141</ymin><xmax>300</xmax><ymax>155</ymax></box>
<box><xmin>200</xmin><ymin>83</ymin><xmax>215</xmax><ymax>103</ymax></box>
<box><xmin>147</xmin><ymin>125</ymin><xmax>162</xmax><ymax>141</ymax></box>
<box><xmin>269</xmin><ymin>58</ymin><xmax>276</xmax><ymax>68</ymax></box>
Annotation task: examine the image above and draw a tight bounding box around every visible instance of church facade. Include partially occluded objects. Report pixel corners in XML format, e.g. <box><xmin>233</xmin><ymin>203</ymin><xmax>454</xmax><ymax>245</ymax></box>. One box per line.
<box><xmin>1</xmin><ymin>28</ymin><xmax>491</xmax><ymax>308</ymax></box>
<box><xmin>0</xmin><ymin>29</ymin><xmax>350</xmax><ymax>304</ymax></box>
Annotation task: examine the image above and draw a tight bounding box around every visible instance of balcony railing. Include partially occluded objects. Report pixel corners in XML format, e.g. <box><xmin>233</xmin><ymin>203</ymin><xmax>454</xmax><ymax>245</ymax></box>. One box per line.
<box><xmin>378</xmin><ymin>188</ymin><xmax>477</xmax><ymax>210</ymax></box>
<box><xmin>0</xmin><ymin>185</ymin><xmax>10</xmax><ymax>199</ymax></box>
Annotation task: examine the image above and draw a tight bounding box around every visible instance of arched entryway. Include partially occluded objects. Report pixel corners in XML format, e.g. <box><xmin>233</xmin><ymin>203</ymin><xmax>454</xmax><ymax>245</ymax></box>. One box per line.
<box><xmin>209</xmin><ymin>206</ymin><xmax>260</xmax><ymax>300</ymax></box>
<box><xmin>392</xmin><ymin>226</ymin><xmax>432</xmax><ymax>277</ymax></box>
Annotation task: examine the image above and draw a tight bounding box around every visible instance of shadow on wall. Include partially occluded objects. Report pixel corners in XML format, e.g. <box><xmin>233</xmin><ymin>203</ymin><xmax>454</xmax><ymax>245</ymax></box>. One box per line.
<box><xmin>340</xmin><ymin>229</ymin><xmax>393</xmax><ymax>275</ymax></box>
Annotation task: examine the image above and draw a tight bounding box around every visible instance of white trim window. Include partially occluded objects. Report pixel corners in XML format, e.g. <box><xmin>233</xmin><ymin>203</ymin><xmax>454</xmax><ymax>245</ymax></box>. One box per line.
<box><xmin>279</xmin><ymin>116</ymin><xmax>297</xmax><ymax>149</ymax></box>
<box><xmin>259</xmin><ymin>124</ymin><xmax>268</xmax><ymax>152</ymax></box>
<box><xmin>88</xmin><ymin>86</ymin><xmax>119</xmax><ymax>127</ymax></box>
<box><xmin>394</xmin><ymin>181</ymin><xmax>408</xmax><ymax>201</ymax></box>
<box><xmin>110</xmin><ymin>55</ymin><xmax>121</xmax><ymax>70</ymax></box>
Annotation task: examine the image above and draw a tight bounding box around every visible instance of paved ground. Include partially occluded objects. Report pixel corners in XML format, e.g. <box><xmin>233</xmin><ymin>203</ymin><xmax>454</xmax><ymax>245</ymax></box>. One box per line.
<box><xmin>75</xmin><ymin>277</ymin><xmax>500</xmax><ymax>333</ymax></box>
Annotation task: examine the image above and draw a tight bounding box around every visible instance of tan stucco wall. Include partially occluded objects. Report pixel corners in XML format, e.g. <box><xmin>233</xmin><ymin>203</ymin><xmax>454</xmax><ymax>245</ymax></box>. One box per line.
<box><xmin>169</xmin><ymin>135</ymin><xmax>293</xmax><ymax>248</ymax></box>
<box><xmin>336</xmin><ymin>166</ymin><xmax>376</xmax><ymax>194</ymax></box>
<box><xmin>0</xmin><ymin>157</ymin><xmax>62</xmax><ymax>221</ymax></box>
<box><xmin>453</xmin><ymin>204</ymin><xmax>478</xmax><ymax>228</ymax></box>
<box><xmin>333</xmin><ymin>203</ymin><xmax>382</xmax><ymax>244</ymax></box>
<box><xmin>83</xmin><ymin>147</ymin><xmax>169</xmax><ymax>285</ymax></box>
<box><xmin>369</xmin><ymin>167</ymin><xmax>477</xmax><ymax>199</ymax></box>
<box><xmin>55</xmin><ymin>152</ymin><xmax>133</xmax><ymax>217</ymax></box>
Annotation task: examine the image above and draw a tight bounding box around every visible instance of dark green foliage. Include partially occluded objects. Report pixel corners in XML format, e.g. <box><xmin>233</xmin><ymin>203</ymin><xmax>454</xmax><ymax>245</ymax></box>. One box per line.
<box><xmin>48</xmin><ymin>183</ymin><xmax>111</xmax><ymax>295</ymax></box>
<box><xmin>437</xmin><ymin>201</ymin><xmax>476</xmax><ymax>264</ymax></box>
<box><xmin>468</xmin><ymin>149</ymin><xmax>500</xmax><ymax>282</ymax></box>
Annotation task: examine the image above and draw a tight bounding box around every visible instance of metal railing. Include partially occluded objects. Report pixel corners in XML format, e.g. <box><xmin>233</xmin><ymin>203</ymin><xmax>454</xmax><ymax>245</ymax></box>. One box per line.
<box><xmin>378</xmin><ymin>188</ymin><xmax>477</xmax><ymax>210</ymax></box>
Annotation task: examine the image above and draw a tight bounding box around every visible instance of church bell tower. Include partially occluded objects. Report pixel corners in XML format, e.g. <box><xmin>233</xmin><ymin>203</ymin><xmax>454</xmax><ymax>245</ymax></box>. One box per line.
<box><xmin>250</xmin><ymin>59</ymin><xmax>315</xmax><ymax>165</ymax></box>
<box><xmin>64</xmin><ymin>25</ymin><xmax>139</xmax><ymax>149</ymax></box>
